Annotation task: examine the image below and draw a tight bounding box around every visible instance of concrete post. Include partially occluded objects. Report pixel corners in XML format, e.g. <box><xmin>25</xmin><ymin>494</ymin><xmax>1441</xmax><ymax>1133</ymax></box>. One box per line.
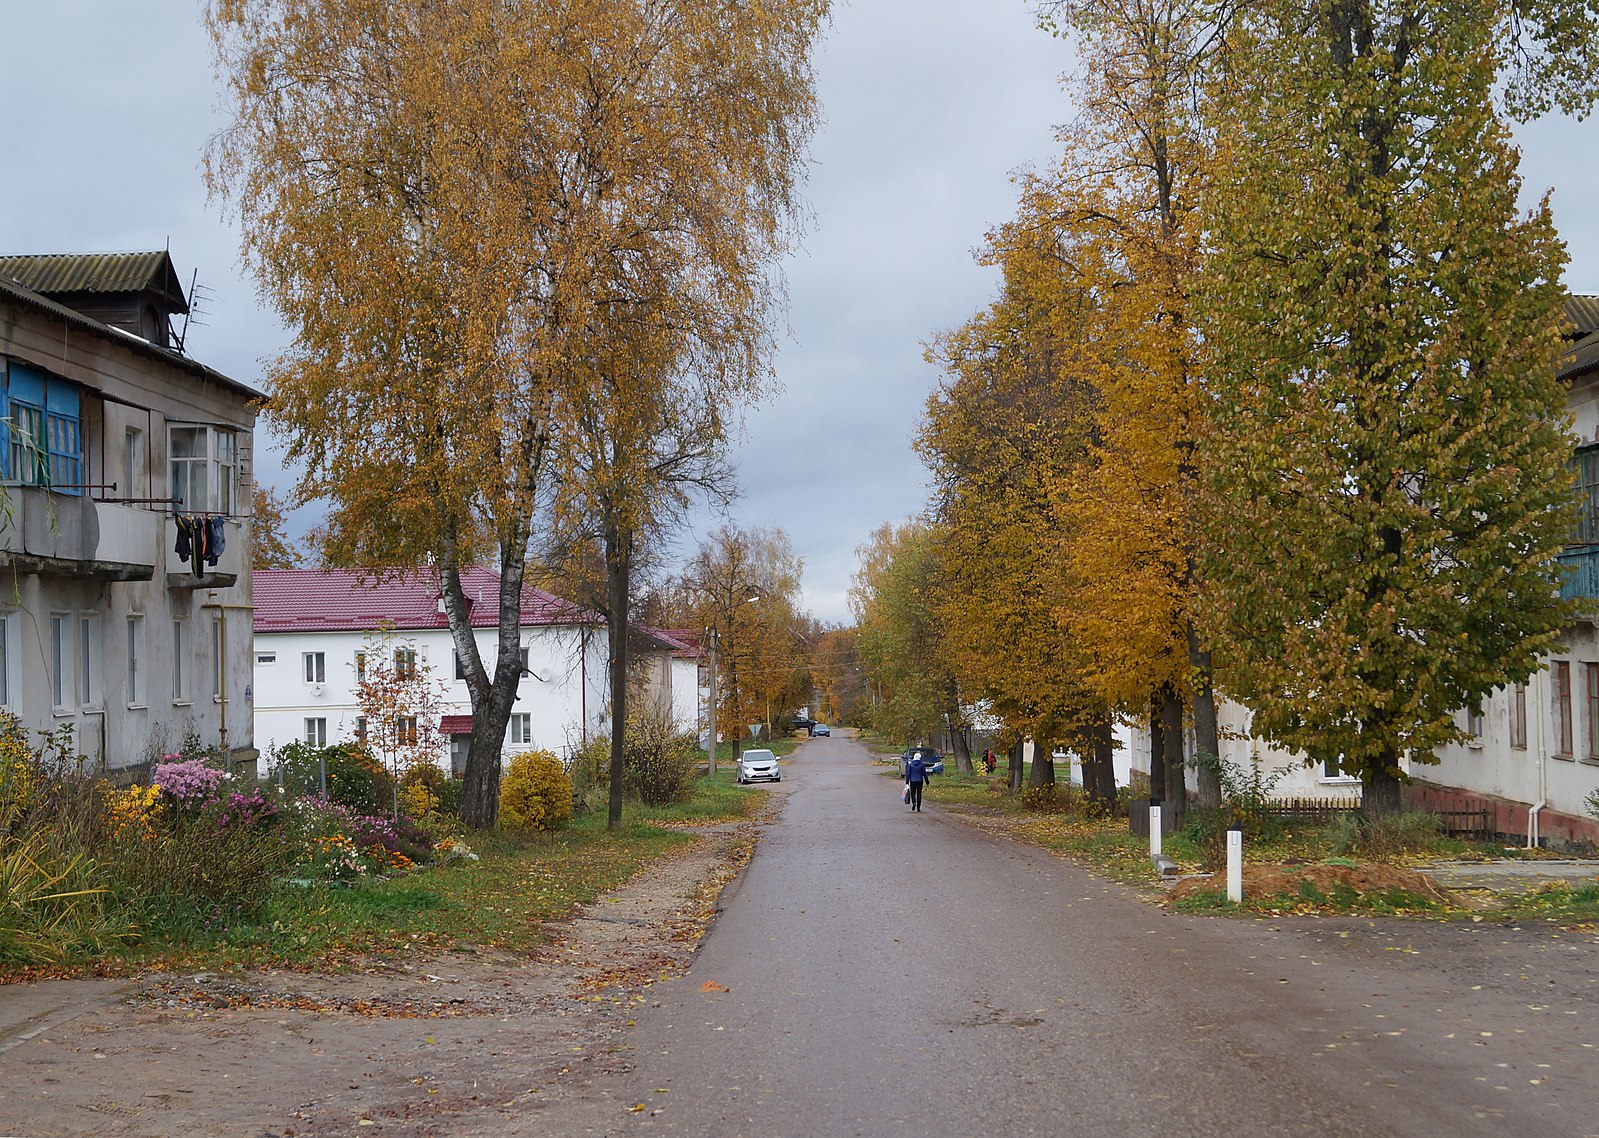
<box><xmin>1149</xmin><ymin>798</ymin><xmax>1163</xmax><ymax>859</ymax></box>
<box><xmin>1227</xmin><ymin>826</ymin><xmax>1244</xmax><ymax>903</ymax></box>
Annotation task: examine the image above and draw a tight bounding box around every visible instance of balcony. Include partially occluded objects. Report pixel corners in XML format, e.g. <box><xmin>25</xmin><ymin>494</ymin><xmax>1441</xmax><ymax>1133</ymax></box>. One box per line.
<box><xmin>164</xmin><ymin>514</ymin><xmax>242</xmax><ymax>589</ymax></box>
<box><xmin>1557</xmin><ymin>546</ymin><xmax>1599</xmax><ymax>607</ymax></box>
<box><xmin>0</xmin><ymin>486</ymin><xmax>158</xmax><ymax>580</ymax></box>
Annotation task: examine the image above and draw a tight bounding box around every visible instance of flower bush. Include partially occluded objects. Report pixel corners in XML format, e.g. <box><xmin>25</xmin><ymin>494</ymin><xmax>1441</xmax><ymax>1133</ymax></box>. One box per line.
<box><xmin>151</xmin><ymin>758</ymin><xmax>228</xmax><ymax>809</ymax></box>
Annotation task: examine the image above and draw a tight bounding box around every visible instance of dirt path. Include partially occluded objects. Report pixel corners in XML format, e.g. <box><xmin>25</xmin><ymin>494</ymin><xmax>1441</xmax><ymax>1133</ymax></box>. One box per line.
<box><xmin>0</xmin><ymin>815</ymin><xmax>764</xmax><ymax>1138</ymax></box>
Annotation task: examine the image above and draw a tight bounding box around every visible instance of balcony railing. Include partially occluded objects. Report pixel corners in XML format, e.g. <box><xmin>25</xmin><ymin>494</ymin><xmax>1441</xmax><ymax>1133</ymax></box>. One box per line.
<box><xmin>0</xmin><ymin>486</ymin><xmax>158</xmax><ymax>580</ymax></box>
<box><xmin>1557</xmin><ymin>545</ymin><xmax>1599</xmax><ymax>606</ymax></box>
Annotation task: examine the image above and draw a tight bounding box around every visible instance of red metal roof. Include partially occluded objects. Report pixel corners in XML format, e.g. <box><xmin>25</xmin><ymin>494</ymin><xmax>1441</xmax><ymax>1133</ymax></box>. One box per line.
<box><xmin>252</xmin><ymin>567</ymin><xmax>596</xmax><ymax>634</ymax></box>
<box><xmin>653</xmin><ymin>628</ymin><xmax>703</xmax><ymax>659</ymax></box>
<box><xmin>439</xmin><ymin>715</ymin><xmax>474</xmax><ymax>735</ymax></box>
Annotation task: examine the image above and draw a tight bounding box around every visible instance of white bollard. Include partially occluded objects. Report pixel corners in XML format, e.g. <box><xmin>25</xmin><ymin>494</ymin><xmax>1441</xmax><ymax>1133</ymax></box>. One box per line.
<box><xmin>1227</xmin><ymin>827</ymin><xmax>1244</xmax><ymax>903</ymax></box>
<box><xmin>1149</xmin><ymin>801</ymin><xmax>1163</xmax><ymax>859</ymax></box>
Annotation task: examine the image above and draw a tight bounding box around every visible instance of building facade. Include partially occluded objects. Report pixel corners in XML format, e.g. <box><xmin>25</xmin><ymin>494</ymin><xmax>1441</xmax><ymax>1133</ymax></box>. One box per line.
<box><xmin>253</xmin><ymin>568</ymin><xmax>682</xmax><ymax>772</ymax></box>
<box><xmin>0</xmin><ymin>252</ymin><xmax>258</xmax><ymax>773</ymax></box>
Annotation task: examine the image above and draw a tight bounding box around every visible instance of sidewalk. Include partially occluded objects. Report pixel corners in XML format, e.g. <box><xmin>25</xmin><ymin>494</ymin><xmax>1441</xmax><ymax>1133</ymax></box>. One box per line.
<box><xmin>1417</xmin><ymin>858</ymin><xmax>1599</xmax><ymax>891</ymax></box>
<box><xmin>0</xmin><ymin>977</ymin><xmax>134</xmax><ymax>1055</ymax></box>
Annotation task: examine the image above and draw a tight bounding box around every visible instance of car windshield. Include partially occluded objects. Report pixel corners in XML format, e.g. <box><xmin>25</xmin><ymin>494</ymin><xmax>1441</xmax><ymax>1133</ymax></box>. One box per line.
<box><xmin>742</xmin><ymin>750</ymin><xmax>775</xmax><ymax>762</ymax></box>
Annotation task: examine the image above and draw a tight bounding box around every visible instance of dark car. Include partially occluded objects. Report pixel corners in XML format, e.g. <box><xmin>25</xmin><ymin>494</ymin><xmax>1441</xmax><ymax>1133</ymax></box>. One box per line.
<box><xmin>791</xmin><ymin>714</ymin><xmax>816</xmax><ymax>734</ymax></box>
<box><xmin>899</xmin><ymin>746</ymin><xmax>944</xmax><ymax>778</ymax></box>
<box><xmin>809</xmin><ymin>723</ymin><xmax>831</xmax><ymax>737</ymax></box>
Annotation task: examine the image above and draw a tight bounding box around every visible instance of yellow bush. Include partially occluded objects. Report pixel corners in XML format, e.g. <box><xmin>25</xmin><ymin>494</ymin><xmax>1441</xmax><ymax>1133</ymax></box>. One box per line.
<box><xmin>499</xmin><ymin>750</ymin><xmax>573</xmax><ymax>832</ymax></box>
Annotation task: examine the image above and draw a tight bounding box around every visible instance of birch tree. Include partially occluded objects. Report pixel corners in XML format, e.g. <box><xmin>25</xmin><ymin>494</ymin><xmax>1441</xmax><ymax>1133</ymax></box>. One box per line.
<box><xmin>206</xmin><ymin>0</ymin><xmax>827</xmax><ymax>826</ymax></box>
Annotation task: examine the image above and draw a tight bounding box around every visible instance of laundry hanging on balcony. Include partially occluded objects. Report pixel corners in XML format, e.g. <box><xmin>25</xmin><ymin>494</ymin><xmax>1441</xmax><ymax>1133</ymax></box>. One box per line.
<box><xmin>173</xmin><ymin>515</ymin><xmax>225</xmax><ymax>576</ymax></box>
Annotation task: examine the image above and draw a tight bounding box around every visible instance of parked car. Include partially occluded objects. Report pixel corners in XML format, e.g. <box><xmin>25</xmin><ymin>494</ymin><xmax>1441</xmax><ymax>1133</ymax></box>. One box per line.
<box><xmin>809</xmin><ymin>723</ymin><xmax>831</xmax><ymax>737</ymax></box>
<box><xmin>737</xmin><ymin>748</ymin><xmax>781</xmax><ymax>784</ymax></box>
<box><xmin>791</xmin><ymin>714</ymin><xmax>816</xmax><ymax>734</ymax></box>
<box><xmin>899</xmin><ymin>746</ymin><xmax>944</xmax><ymax>778</ymax></box>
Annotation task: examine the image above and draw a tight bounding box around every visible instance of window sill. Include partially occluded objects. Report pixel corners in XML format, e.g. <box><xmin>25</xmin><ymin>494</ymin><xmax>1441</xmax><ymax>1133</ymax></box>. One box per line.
<box><xmin>1553</xmin><ymin>751</ymin><xmax>1576</xmax><ymax>762</ymax></box>
<box><xmin>172</xmin><ymin>699</ymin><xmax>192</xmax><ymax>708</ymax></box>
<box><xmin>126</xmin><ymin>703</ymin><xmax>147</xmax><ymax>712</ymax></box>
<box><xmin>1464</xmin><ymin>740</ymin><xmax>1484</xmax><ymax>750</ymax></box>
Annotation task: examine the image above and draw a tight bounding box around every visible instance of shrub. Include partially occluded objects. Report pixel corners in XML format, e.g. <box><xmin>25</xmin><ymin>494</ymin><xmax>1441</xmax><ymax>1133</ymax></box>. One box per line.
<box><xmin>1019</xmin><ymin>783</ymin><xmax>1066</xmax><ymax>813</ymax></box>
<box><xmin>500</xmin><ymin>750</ymin><xmax>574</xmax><ymax>832</ymax></box>
<box><xmin>397</xmin><ymin>764</ymin><xmax>446</xmax><ymax>819</ymax></box>
<box><xmin>434</xmin><ymin>777</ymin><xmax>464</xmax><ymax>819</ymax></box>
<box><xmin>273</xmin><ymin>741</ymin><xmax>393</xmax><ymax>813</ymax></box>
<box><xmin>623</xmin><ymin>712</ymin><xmax>699</xmax><ymax>806</ymax></box>
<box><xmin>1328</xmin><ymin>810</ymin><xmax>1443</xmax><ymax>862</ymax></box>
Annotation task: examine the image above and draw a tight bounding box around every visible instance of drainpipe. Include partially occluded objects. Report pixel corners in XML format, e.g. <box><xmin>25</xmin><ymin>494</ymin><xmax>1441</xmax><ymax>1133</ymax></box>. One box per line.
<box><xmin>1529</xmin><ymin>666</ymin><xmax>1548</xmax><ymax>849</ymax></box>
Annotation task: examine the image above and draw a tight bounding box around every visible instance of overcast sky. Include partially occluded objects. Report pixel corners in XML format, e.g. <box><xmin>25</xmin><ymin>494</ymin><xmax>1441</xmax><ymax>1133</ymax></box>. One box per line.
<box><xmin>3</xmin><ymin>2</ymin><xmax>1595</xmax><ymax>624</ymax></box>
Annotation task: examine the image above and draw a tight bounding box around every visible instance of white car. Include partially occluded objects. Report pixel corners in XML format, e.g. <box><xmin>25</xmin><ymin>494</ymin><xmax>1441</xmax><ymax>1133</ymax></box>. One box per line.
<box><xmin>737</xmin><ymin>748</ymin><xmax>780</xmax><ymax>783</ymax></box>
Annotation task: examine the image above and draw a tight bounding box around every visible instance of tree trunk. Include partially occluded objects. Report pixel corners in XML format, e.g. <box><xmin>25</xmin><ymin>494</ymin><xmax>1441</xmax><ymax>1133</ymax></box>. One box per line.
<box><xmin>449</xmin><ymin>557</ymin><xmax>528</xmax><ymax>830</ymax></box>
<box><xmin>1147</xmin><ymin>695</ymin><xmax>1165</xmax><ymax>806</ymax></box>
<box><xmin>1187</xmin><ymin>623</ymin><xmax>1223</xmax><ymax>808</ymax></box>
<box><xmin>1008</xmin><ymin>738</ymin><xmax>1024</xmax><ymax>794</ymax></box>
<box><xmin>947</xmin><ymin>677</ymin><xmax>973</xmax><ymax>775</ymax></box>
<box><xmin>1083</xmin><ymin>713</ymin><xmax>1117</xmax><ymax>810</ymax></box>
<box><xmin>1363</xmin><ymin>757</ymin><xmax>1403</xmax><ymax>819</ymax></box>
<box><xmin>1028</xmin><ymin>742</ymin><xmax>1056</xmax><ymax>788</ymax></box>
<box><xmin>1161</xmin><ymin>682</ymin><xmax>1187</xmax><ymax>825</ymax></box>
<box><xmin>605</xmin><ymin>524</ymin><xmax>632</xmax><ymax>830</ymax></box>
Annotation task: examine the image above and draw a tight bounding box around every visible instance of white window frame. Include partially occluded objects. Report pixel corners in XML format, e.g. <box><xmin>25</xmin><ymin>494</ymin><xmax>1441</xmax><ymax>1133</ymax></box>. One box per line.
<box><xmin>304</xmin><ymin>717</ymin><xmax>327</xmax><ymax>747</ymax></box>
<box><xmin>256</xmin><ymin>650</ymin><xmax>277</xmax><ymax>666</ymax></box>
<box><xmin>126</xmin><ymin>614</ymin><xmax>145</xmax><ymax>708</ymax></box>
<box><xmin>304</xmin><ymin>651</ymin><xmax>326</xmax><ymax>685</ymax></box>
<box><xmin>172</xmin><ymin>617</ymin><xmax>190</xmax><ymax>703</ymax></box>
<box><xmin>50</xmin><ymin>613</ymin><xmax>70</xmax><ymax>709</ymax></box>
<box><xmin>168</xmin><ymin>423</ymin><xmax>239</xmax><ymax>514</ymax></box>
<box><xmin>1510</xmin><ymin>683</ymin><xmax>1528</xmax><ymax>751</ymax></box>
<box><xmin>508</xmin><ymin>712</ymin><xmax>532</xmax><ymax>746</ymax></box>
<box><xmin>0</xmin><ymin>612</ymin><xmax>14</xmax><ymax>708</ymax></box>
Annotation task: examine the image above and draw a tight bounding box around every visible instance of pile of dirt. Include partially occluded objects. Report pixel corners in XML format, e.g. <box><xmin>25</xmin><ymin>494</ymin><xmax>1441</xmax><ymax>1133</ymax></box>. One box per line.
<box><xmin>1168</xmin><ymin>862</ymin><xmax>1457</xmax><ymax>906</ymax></box>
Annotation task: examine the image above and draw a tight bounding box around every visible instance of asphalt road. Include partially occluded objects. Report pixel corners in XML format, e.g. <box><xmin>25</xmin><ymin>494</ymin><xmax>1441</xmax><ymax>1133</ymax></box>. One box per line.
<box><xmin>560</xmin><ymin>733</ymin><xmax>1599</xmax><ymax>1138</ymax></box>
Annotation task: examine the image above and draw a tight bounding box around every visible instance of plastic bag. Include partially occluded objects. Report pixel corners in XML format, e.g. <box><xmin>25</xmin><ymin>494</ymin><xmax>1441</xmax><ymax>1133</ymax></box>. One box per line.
<box><xmin>902</xmin><ymin>784</ymin><xmax>910</xmax><ymax>804</ymax></box>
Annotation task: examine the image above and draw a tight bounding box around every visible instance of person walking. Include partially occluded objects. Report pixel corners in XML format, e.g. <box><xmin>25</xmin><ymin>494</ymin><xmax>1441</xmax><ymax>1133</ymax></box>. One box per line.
<box><xmin>905</xmin><ymin>750</ymin><xmax>928</xmax><ymax>812</ymax></box>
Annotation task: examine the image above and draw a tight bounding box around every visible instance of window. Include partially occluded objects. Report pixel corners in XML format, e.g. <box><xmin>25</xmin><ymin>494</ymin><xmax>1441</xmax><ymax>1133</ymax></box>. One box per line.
<box><xmin>173</xmin><ymin>618</ymin><xmax>189</xmax><ymax>702</ymax></box>
<box><xmin>50</xmin><ymin>614</ymin><xmax>69</xmax><ymax>708</ymax></box>
<box><xmin>168</xmin><ymin>424</ymin><xmax>238</xmax><ymax>513</ymax></box>
<box><xmin>1464</xmin><ymin>707</ymin><xmax>1484</xmax><ymax>742</ymax></box>
<box><xmin>1554</xmin><ymin>661</ymin><xmax>1574</xmax><ymax>758</ymax></box>
<box><xmin>395</xmin><ymin>715</ymin><xmax>418</xmax><ymax>747</ymax></box>
<box><xmin>1510</xmin><ymin>683</ymin><xmax>1528</xmax><ymax>751</ymax></box>
<box><xmin>77</xmin><ymin>616</ymin><xmax>100</xmax><ymax>708</ymax></box>
<box><xmin>2</xmin><ymin>364</ymin><xmax>80</xmax><ymax>492</ymax></box>
<box><xmin>303</xmin><ymin>652</ymin><xmax>325</xmax><ymax>684</ymax></box>
<box><xmin>1587</xmin><ymin>664</ymin><xmax>1599</xmax><ymax>760</ymax></box>
<box><xmin>256</xmin><ymin>651</ymin><xmax>277</xmax><ymax>666</ymax></box>
<box><xmin>453</xmin><ymin>650</ymin><xmax>465</xmax><ymax>681</ymax></box>
<box><xmin>450</xmin><ymin>734</ymin><xmax>470</xmax><ymax>777</ymax></box>
<box><xmin>127</xmin><ymin>615</ymin><xmax>145</xmax><ymax>707</ymax></box>
<box><xmin>354</xmin><ymin>650</ymin><xmax>367</xmax><ymax>684</ymax></box>
<box><xmin>123</xmin><ymin>427</ymin><xmax>144</xmax><ymax>498</ymax></box>
<box><xmin>304</xmin><ymin>717</ymin><xmax>327</xmax><ymax>747</ymax></box>
<box><xmin>211</xmin><ymin>617</ymin><xmax>225</xmax><ymax>702</ymax></box>
<box><xmin>395</xmin><ymin>646</ymin><xmax>417</xmax><ymax>681</ymax></box>
<box><xmin>509</xmin><ymin>713</ymin><xmax>532</xmax><ymax>746</ymax></box>
<box><xmin>1575</xmin><ymin>447</ymin><xmax>1599</xmax><ymax>545</ymax></box>
<box><xmin>1320</xmin><ymin>753</ymin><xmax>1357</xmax><ymax>782</ymax></box>
<box><xmin>354</xmin><ymin>716</ymin><xmax>368</xmax><ymax>741</ymax></box>
<box><xmin>0</xmin><ymin>612</ymin><xmax>10</xmax><ymax>707</ymax></box>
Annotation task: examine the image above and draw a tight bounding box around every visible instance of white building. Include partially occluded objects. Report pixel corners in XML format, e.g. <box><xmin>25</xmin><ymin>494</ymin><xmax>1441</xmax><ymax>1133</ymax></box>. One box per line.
<box><xmin>253</xmin><ymin>567</ymin><xmax>684</xmax><ymax>772</ymax></box>
<box><xmin>0</xmin><ymin>252</ymin><xmax>258</xmax><ymax>773</ymax></box>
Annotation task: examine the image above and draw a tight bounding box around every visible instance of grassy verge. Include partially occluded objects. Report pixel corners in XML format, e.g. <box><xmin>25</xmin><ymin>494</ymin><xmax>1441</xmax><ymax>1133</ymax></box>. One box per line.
<box><xmin>7</xmin><ymin>775</ymin><xmax>767</xmax><ymax>978</ymax></box>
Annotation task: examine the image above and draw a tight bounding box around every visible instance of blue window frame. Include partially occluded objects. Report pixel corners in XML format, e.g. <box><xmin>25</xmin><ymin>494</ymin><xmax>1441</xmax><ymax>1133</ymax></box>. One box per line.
<box><xmin>1</xmin><ymin>362</ymin><xmax>82</xmax><ymax>494</ymax></box>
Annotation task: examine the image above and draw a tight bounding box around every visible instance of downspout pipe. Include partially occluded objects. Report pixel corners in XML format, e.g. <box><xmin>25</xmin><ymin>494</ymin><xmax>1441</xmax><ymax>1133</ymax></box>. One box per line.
<box><xmin>1529</xmin><ymin>667</ymin><xmax>1548</xmax><ymax>850</ymax></box>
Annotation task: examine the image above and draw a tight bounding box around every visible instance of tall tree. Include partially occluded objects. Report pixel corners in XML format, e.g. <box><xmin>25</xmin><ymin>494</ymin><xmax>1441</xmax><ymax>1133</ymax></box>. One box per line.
<box><xmin>250</xmin><ymin>483</ymin><xmax>298</xmax><ymax>569</ymax></box>
<box><xmin>1196</xmin><ymin>0</ymin><xmax>1595</xmax><ymax>814</ymax></box>
<box><xmin>207</xmin><ymin>0</ymin><xmax>827</xmax><ymax>826</ymax></box>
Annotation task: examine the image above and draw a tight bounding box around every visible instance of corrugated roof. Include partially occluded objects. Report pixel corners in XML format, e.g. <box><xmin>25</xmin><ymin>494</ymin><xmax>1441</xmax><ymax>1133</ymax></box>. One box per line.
<box><xmin>1566</xmin><ymin>295</ymin><xmax>1599</xmax><ymax>338</ymax></box>
<box><xmin>252</xmin><ymin>567</ymin><xmax>599</xmax><ymax>634</ymax></box>
<box><xmin>1561</xmin><ymin>332</ymin><xmax>1599</xmax><ymax>381</ymax></box>
<box><xmin>0</xmin><ymin>251</ymin><xmax>189</xmax><ymax>313</ymax></box>
<box><xmin>0</xmin><ymin>275</ymin><xmax>264</xmax><ymax>400</ymax></box>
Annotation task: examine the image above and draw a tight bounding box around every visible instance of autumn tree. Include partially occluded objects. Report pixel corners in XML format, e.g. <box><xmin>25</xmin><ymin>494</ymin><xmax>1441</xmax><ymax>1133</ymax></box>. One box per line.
<box><xmin>206</xmin><ymin>0</ymin><xmax>827</xmax><ymax>827</ymax></box>
<box><xmin>250</xmin><ymin>483</ymin><xmax>297</xmax><ymax>569</ymax></box>
<box><xmin>1195</xmin><ymin>0</ymin><xmax>1595</xmax><ymax>814</ymax></box>
<box><xmin>353</xmin><ymin>626</ymin><xmax>447</xmax><ymax>818</ymax></box>
<box><xmin>681</xmin><ymin>526</ymin><xmax>810</xmax><ymax>761</ymax></box>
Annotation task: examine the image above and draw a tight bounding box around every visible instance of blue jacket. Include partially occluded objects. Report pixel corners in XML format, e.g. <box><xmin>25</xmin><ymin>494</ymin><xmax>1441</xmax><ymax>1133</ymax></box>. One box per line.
<box><xmin>906</xmin><ymin>756</ymin><xmax>926</xmax><ymax>783</ymax></box>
